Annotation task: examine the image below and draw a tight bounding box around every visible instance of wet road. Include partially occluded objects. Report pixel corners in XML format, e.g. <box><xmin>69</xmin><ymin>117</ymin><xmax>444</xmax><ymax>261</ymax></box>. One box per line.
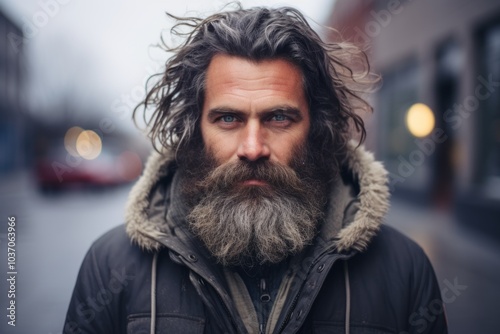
<box><xmin>0</xmin><ymin>172</ymin><xmax>499</xmax><ymax>333</ymax></box>
<box><xmin>0</xmin><ymin>172</ymin><xmax>132</xmax><ymax>334</ymax></box>
<box><xmin>385</xmin><ymin>199</ymin><xmax>500</xmax><ymax>334</ymax></box>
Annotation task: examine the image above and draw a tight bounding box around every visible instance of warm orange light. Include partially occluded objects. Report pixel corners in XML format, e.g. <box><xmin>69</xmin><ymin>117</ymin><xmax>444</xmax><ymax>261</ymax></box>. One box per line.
<box><xmin>64</xmin><ymin>126</ymin><xmax>84</xmax><ymax>157</ymax></box>
<box><xmin>406</xmin><ymin>103</ymin><xmax>435</xmax><ymax>138</ymax></box>
<box><xmin>76</xmin><ymin>130</ymin><xmax>102</xmax><ymax>160</ymax></box>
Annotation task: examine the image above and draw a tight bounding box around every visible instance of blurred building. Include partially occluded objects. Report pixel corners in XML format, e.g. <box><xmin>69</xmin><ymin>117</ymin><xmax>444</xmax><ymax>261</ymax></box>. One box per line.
<box><xmin>327</xmin><ymin>0</ymin><xmax>500</xmax><ymax>238</ymax></box>
<box><xmin>0</xmin><ymin>8</ymin><xmax>25</xmax><ymax>174</ymax></box>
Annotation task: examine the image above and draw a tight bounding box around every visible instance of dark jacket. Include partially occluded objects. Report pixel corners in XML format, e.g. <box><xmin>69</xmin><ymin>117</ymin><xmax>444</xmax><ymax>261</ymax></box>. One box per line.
<box><xmin>64</xmin><ymin>143</ymin><xmax>448</xmax><ymax>334</ymax></box>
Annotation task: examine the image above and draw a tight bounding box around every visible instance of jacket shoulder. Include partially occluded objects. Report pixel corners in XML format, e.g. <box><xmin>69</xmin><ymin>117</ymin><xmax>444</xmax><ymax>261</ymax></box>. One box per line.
<box><xmin>363</xmin><ymin>224</ymin><xmax>434</xmax><ymax>277</ymax></box>
<box><xmin>373</xmin><ymin>224</ymin><xmax>426</xmax><ymax>255</ymax></box>
<box><xmin>90</xmin><ymin>224</ymin><xmax>151</xmax><ymax>266</ymax></box>
<box><xmin>92</xmin><ymin>224</ymin><xmax>134</xmax><ymax>251</ymax></box>
<box><xmin>64</xmin><ymin>225</ymin><xmax>156</xmax><ymax>333</ymax></box>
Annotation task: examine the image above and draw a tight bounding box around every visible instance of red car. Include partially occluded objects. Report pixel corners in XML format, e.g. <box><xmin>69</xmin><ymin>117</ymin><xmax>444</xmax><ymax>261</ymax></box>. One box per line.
<box><xmin>36</xmin><ymin>147</ymin><xmax>142</xmax><ymax>192</ymax></box>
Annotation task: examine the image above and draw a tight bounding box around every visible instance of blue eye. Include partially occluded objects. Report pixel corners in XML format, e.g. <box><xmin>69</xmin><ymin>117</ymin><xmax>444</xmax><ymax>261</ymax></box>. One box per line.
<box><xmin>221</xmin><ymin>115</ymin><xmax>235</xmax><ymax>122</ymax></box>
<box><xmin>273</xmin><ymin>114</ymin><xmax>287</xmax><ymax>121</ymax></box>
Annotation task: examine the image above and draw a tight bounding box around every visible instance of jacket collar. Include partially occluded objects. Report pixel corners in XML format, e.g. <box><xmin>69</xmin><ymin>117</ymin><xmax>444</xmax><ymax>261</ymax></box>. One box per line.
<box><xmin>125</xmin><ymin>141</ymin><xmax>390</xmax><ymax>254</ymax></box>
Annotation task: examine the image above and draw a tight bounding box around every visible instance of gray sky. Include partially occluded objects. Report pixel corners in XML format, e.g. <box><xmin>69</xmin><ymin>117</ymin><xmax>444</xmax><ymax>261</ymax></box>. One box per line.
<box><xmin>1</xmin><ymin>0</ymin><xmax>334</xmax><ymax>129</ymax></box>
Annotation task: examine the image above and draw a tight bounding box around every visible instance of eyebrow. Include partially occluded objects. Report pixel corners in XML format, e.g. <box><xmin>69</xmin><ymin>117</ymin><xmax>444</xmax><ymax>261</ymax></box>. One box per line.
<box><xmin>206</xmin><ymin>105</ymin><xmax>304</xmax><ymax>121</ymax></box>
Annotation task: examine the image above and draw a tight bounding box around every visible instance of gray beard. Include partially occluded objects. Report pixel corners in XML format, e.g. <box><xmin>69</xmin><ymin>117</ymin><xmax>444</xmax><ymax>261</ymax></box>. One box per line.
<box><xmin>184</xmin><ymin>157</ymin><xmax>326</xmax><ymax>267</ymax></box>
<box><xmin>188</xmin><ymin>189</ymin><xmax>320</xmax><ymax>266</ymax></box>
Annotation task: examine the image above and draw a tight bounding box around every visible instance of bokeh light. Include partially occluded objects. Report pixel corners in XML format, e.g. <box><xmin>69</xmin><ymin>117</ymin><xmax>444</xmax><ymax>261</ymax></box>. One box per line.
<box><xmin>64</xmin><ymin>126</ymin><xmax>84</xmax><ymax>157</ymax></box>
<box><xmin>76</xmin><ymin>130</ymin><xmax>102</xmax><ymax>160</ymax></box>
<box><xmin>405</xmin><ymin>103</ymin><xmax>435</xmax><ymax>138</ymax></box>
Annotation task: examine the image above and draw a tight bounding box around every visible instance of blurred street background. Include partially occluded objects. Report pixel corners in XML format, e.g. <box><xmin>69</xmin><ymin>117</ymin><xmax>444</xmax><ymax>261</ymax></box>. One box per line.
<box><xmin>0</xmin><ymin>0</ymin><xmax>499</xmax><ymax>333</ymax></box>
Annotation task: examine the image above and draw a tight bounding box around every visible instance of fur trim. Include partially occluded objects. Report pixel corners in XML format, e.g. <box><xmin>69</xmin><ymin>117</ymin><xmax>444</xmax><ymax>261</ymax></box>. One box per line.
<box><xmin>334</xmin><ymin>142</ymin><xmax>390</xmax><ymax>252</ymax></box>
<box><xmin>124</xmin><ymin>142</ymin><xmax>390</xmax><ymax>253</ymax></box>
<box><xmin>124</xmin><ymin>150</ymin><xmax>174</xmax><ymax>252</ymax></box>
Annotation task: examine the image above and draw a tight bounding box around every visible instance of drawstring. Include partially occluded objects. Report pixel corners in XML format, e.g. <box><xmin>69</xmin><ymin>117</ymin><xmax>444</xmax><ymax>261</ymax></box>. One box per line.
<box><xmin>149</xmin><ymin>253</ymin><xmax>350</xmax><ymax>334</ymax></box>
<box><xmin>151</xmin><ymin>252</ymin><xmax>159</xmax><ymax>334</ymax></box>
<box><xmin>344</xmin><ymin>261</ymin><xmax>350</xmax><ymax>334</ymax></box>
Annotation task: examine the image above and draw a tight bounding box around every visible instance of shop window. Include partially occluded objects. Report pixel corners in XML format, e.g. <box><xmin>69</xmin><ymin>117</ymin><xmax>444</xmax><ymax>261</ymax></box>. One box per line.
<box><xmin>378</xmin><ymin>59</ymin><xmax>430</xmax><ymax>190</ymax></box>
<box><xmin>477</xmin><ymin>21</ymin><xmax>500</xmax><ymax>199</ymax></box>
<box><xmin>434</xmin><ymin>40</ymin><xmax>462</xmax><ymax>207</ymax></box>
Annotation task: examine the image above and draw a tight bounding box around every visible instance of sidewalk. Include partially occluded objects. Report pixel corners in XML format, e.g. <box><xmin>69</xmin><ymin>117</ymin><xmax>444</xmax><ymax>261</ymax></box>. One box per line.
<box><xmin>0</xmin><ymin>170</ymin><xmax>33</xmax><ymax>232</ymax></box>
<box><xmin>385</xmin><ymin>199</ymin><xmax>500</xmax><ymax>334</ymax></box>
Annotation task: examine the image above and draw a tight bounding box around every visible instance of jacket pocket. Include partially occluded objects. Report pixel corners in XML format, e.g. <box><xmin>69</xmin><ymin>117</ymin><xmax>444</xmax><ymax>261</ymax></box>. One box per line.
<box><xmin>127</xmin><ymin>313</ymin><xmax>205</xmax><ymax>334</ymax></box>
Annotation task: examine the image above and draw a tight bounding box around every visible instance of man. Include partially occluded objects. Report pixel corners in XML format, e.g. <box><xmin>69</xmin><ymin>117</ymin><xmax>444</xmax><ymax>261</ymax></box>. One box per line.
<box><xmin>65</xmin><ymin>5</ymin><xmax>447</xmax><ymax>334</ymax></box>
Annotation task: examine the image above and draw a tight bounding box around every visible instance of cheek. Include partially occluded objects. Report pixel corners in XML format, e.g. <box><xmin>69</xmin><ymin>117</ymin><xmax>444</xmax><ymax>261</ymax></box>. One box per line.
<box><xmin>201</xmin><ymin>117</ymin><xmax>241</xmax><ymax>162</ymax></box>
<box><xmin>203</xmin><ymin>133</ymin><xmax>236</xmax><ymax>163</ymax></box>
<box><xmin>274</xmin><ymin>135</ymin><xmax>308</xmax><ymax>164</ymax></box>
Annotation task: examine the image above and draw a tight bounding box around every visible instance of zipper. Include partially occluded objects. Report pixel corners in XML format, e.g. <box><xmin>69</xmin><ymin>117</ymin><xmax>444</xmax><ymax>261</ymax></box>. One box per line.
<box><xmin>276</xmin><ymin>289</ymin><xmax>302</xmax><ymax>333</ymax></box>
<box><xmin>275</xmin><ymin>266</ymin><xmax>310</xmax><ymax>334</ymax></box>
<box><xmin>276</xmin><ymin>253</ymin><xmax>345</xmax><ymax>333</ymax></box>
<box><xmin>190</xmin><ymin>270</ymin><xmax>241</xmax><ymax>333</ymax></box>
<box><xmin>199</xmin><ymin>274</ymin><xmax>244</xmax><ymax>333</ymax></box>
<box><xmin>214</xmin><ymin>286</ymin><xmax>239</xmax><ymax>332</ymax></box>
<box><xmin>260</xmin><ymin>277</ymin><xmax>270</xmax><ymax>334</ymax></box>
<box><xmin>260</xmin><ymin>278</ymin><xmax>271</xmax><ymax>303</ymax></box>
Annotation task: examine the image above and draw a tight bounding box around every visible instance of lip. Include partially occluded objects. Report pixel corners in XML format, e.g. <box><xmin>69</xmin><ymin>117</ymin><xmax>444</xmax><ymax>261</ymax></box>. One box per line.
<box><xmin>241</xmin><ymin>179</ymin><xmax>268</xmax><ymax>186</ymax></box>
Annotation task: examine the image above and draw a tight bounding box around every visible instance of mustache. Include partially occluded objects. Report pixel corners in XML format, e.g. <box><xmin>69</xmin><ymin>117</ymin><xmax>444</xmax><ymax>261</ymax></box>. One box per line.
<box><xmin>196</xmin><ymin>159</ymin><xmax>307</xmax><ymax>195</ymax></box>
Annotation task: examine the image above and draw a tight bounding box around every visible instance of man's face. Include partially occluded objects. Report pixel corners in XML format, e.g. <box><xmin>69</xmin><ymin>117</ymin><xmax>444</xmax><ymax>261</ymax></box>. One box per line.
<box><xmin>181</xmin><ymin>55</ymin><xmax>328</xmax><ymax>266</ymax></box>
<box><xmin>201</xmin><ymin>54</ymin><xmax>310</xmax><ymax>177</ymax></box>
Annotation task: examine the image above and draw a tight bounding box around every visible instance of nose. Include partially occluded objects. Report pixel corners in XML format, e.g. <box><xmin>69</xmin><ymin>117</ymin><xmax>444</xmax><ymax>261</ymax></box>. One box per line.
<box><xmin>236</xmin><ymin>121</ymin><xmax>270</xmax><ymax>162</ymax></box>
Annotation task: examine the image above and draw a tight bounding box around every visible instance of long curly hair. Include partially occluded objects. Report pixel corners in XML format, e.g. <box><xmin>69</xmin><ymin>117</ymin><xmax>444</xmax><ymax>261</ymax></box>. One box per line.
<box><xmin>134</xmin><ymin>4</ymin><xmax>377</xmax><ymax>161</ymax></box>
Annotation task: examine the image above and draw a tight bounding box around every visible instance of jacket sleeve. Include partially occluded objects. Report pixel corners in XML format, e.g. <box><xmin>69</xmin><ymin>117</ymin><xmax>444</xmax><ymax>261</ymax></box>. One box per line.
<box><xmin>63</xmin><ymin>244</ymin><xmax>122</xmax><ymax>334</ymax></box>
<box><xmin>406</xmin><ymin>245</ymin><xmax>448</xmax><ymax>334</ymax></box>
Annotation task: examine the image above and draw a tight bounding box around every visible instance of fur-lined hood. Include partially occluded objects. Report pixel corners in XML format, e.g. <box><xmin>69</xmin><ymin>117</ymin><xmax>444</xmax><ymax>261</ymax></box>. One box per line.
<box><xmin>125</xmin><ymin>142</ymin><xmax>390</xmax><ymax>254</ymax></box>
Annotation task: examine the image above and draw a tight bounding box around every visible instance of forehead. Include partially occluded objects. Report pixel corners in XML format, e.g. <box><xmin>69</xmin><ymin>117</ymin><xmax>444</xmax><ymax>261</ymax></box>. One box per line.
<box><xmin>203</xmin><ymin>54</ymin><xmax>307</xmax><ymax>109</ymax></box>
